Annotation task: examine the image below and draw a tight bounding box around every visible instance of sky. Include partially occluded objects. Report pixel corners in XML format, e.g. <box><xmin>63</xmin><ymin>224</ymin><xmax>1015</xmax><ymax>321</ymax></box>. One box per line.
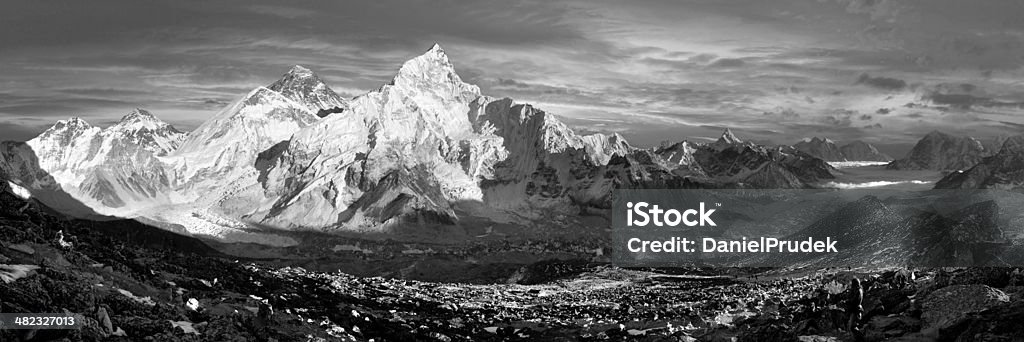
<box><xmin>2</xmin><ymin>0</ymin><xmax>1024</xmax><ymax>156</ymax></box>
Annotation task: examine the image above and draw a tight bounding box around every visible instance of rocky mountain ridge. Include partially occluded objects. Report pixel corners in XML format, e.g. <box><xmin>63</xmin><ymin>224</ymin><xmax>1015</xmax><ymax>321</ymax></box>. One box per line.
<box><xmin>934</xmin><ymin>134</ymin><xmax>1024</xmax><ymax>189</ymax></box>
<box><xmin>793</xmin><ymin>137</ymin><xmax>892</xmax><ymax>162</ymax></box>
<box><xmin>887</xmin><ymin>130</ymin><xmax>990</xmax><ymax>171</ymax></box>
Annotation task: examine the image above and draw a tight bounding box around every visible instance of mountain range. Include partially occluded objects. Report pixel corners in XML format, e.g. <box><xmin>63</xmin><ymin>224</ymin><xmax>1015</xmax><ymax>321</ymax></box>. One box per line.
<box><xmin>934</xmin><ymin>135</ymin><xmax>1024</xmax><ymax>189</ymax></box>
<box><xmin>793</xmin><ymin>137</ymin><xmax>892</xmax><ymax>162</ymax></box>
<box><xmin>0</xmin><ymin>44</ymin><xmax>841</xmax><ymax>244</ymax></box>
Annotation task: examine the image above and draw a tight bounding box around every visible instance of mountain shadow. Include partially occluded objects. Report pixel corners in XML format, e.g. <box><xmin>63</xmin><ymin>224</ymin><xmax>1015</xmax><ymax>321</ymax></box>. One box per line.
<box><xmin>0</xmin><ymin>140</ymin><xmax>105</xmax><ymax>219</ymax></box>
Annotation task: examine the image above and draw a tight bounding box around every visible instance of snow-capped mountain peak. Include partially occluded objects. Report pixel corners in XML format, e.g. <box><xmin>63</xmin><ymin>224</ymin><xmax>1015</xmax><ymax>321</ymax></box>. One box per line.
<box><xmin>390</xmin><ymin>44</ymin><xmax>479</xmax><ymax>94</ymax></box>
<box><xmin>171</xmin><ymin>83</ymin><xmax>318</xmax><ymax>197</ymax></box>
<box><xmin>407</xmin><ymin>43</ymin><xmax>448</xmax><ymax>69</ymax></box>
<box><xmin>42</xmin><ymin>117</ymin><xmax>94</xmax><ymax>136</ymax></box>
<box><xmin>111</xmin><ymin>108</ymin><xmax>181</xmax><ymax>135</ymax></box>
<box><xmin>31</xmin><ymin>117</ymin><xmax>100</xmax><ymax>155</ymax></box>
<box><xmin>104</xmin><ymin>108</ymin><xmax>185</xmax><ymax>155</ymax></box>
<box><xmin>63</xmin><ymin>116</ymin><xmax>92</xmax><ymax>127</ymax></box>
<box><xmin>119</xmin><ymin>108</ymin><xmax>156</xmax><ymax>122</ymax></box>
<box><xmin>267</xmin><ymin>66</ymin><xmax>348</xmax><ymax>117</ymax></box>
<box><xmin>284</xmin><ymin>65</ymin><xmax>314</xmax><ymax>77</ymax></box>
<box><xmin>176</xmin><ymin>85</ymin><xmax>316</xmax><ymax>155</ymax></box>
<box><xmin>813</xmin><ymin>137</ymin><xmax>835</xmax><ymax>144</ymax></box>
<box><xmin>717</xmin><ymin>128</ymin><xmax>743</xmax><ymax>145</ymax></box>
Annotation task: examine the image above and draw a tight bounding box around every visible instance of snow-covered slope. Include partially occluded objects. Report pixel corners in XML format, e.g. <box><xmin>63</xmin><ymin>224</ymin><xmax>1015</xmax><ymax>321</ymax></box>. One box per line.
<box><xmin>172</xmin><ymin>87</ymin><xmax>317</xmax><ymax>193</ymax></box>
<box><xmin>13</xmin><ymin>110</ymin><xmax>187</xmax><ymax>212</ymax></box>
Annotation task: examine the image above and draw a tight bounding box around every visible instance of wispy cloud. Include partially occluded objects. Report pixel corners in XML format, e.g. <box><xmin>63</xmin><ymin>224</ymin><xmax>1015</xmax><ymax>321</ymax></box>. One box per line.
<box><xmin>1</xmin><ymin>0</ymin><xmax>1023</xmax><ymax>148</ymax></box>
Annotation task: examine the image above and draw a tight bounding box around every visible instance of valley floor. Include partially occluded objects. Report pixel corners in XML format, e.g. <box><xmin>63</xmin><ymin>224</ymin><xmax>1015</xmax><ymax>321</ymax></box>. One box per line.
<box><xmin>3</xmin><ymin>194</ymin><xmax>1024</xmax><ymax>341</ymax></box>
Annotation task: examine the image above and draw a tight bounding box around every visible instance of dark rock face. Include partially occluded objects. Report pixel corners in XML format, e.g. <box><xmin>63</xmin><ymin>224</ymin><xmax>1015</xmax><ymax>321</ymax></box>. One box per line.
<box><xmin>794</xmin><ymin>137</ymin><xmax>845</xmax><ymax>161</ymax></box>
<box><xmin>653</xmin><ymin>130</ymin><xmax>835</xmax><ymax>189</ymax></box>
<box><xmin>887</xmin><ymin>131</ymin><xmax>988</xmax><ymax>170</ymax></box>
<box><xmin>0</xmin><ymin>141</ymin><xmax>57</xmax><ymax>190</ymax></box>
<box><xmin>692</xmin><ymin>140</ymin><xmax>835</xmax><ymax>188</ymax></box>
<box><xmin>793</xmin><ymin>138</ymin><xmax>891</xmax><ymax>162</ymax></box>
<box><xmin>0</xmin><ymin>165</ymin><xmax>8</xmax><ymax>193</ymax></box>
<box><xmin>935</xmin><ymin>134</ymin><xmax>1024</xmax><ymax>189</ymax></box>
<box><xmin>336</xmin><ymin>166</ymin><xmax>458</xmax><ymax>226</ymax></box>
<box><xmin>907</xmin><ymin>200</ymin><xmax>1008</xmax><ymax>267</ymax></box>
<box><xmin>838</xmin><ymin>140</ymin><xmax>892</xmax><ymax>161</ymax></box>
<box><xmin>920</xmin><ymin>285</ymin><xmax>1009</xmax><ymax>330</ymax></box>
<box><xmin>944</xmin><ymin>298</ymin><xmax>1024</xmax><ymax>340</ymax></box>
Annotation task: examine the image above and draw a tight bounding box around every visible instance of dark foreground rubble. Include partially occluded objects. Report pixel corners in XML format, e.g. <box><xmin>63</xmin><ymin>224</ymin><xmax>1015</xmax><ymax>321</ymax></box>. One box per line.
<box><xmin>3</xmin><ymin>185</ymin><xmax>1024</xmax><ymax>341</ymax></box>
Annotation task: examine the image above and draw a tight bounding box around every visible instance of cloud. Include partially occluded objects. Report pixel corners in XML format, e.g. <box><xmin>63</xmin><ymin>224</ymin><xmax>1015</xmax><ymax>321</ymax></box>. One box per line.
<box><xmin>856</xmin><ymin>73</ymin><xmax>907</xmax><ymax>90</ymax></box>
<box><xmin>58</xmin><ymin>88</ymin><xmax>154</xmax><ymax>97</ymax></box>
<box><xmin>708</xmin><ymin>58</ymin><xmax>746</xmax><ymax>68</ymax></box>
<box><xmin>922</xmin><ymin>93</ymin><xmax>1024</xmax><ymax>110</ymax></box>
<box><xmin>0</xmin><ymin>98</ymin><xmax>137</xmax><ymax>117</ymax></box>
<box><xmin>762</xmin><ymin>107</ymin><xmax>801</xmax><ymax>119</ymax></box>
<box><xmin>917</xmin><ymin>82</ymin><xmax>1024</xmax><ymax>109</ymax></box>
<box><xmin>818</xmin><ymin>114</ymin><xmax>854</xmax><ymax>127</ymax></box>
<box><xmin>836</xmin><ymin>0</ymin><xmax>906</xmax><ymax>22</ymax></box>
<box><xmin>0</xmin><ymin>121</ymin><xmax>48</xmax><ymax>142</ymax></box>
<box><xmin>494</xmin><ymin>78</ymin><xmax>534</xmax><ymax>89</ymax></box>
<box><xmin>2</xmin><ymin>0</ymin><xmax>1024</xmax><ymax>148</ymax></box>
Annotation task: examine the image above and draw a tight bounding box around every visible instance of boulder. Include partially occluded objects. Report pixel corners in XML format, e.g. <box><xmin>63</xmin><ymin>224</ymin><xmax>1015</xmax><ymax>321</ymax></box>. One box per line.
<box><xmin>0</xmin><ymin>264</ymin><xmax>40</xmax><ymax>284</ymax></box>
<box><xmin>863</xmin><ymin>316</ymin><xmax>920</xmax><ymax>341</ymax></box>
<box><xmin>97</xmin><ymin>306</ymin><xmax>113</xmax><ymax>336</ymax></box>
<box><xmin>939</xmin><ymin>300</ymin><xmax>1024</xmax><ymax>341</ymax></box>
<box><xmin>920</xmin><ymin>285</ymin><xmax>1008</xmax><ymax>330</ymax></box>
<box><xmin>6</xmin><ymin>243</ymin><xmax>35</xmax><ymax>255</ymax></box>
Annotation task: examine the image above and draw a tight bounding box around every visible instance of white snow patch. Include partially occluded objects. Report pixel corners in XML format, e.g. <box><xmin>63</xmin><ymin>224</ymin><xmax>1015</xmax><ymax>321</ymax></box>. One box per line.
<box><xmin>186</xmin><ymin>298</ymin><xmax>201</xmax><ymax>311</ymax></box>
<box><xmin>169</xmin><ymin>321</ymin><xmax>200</xmax><ymax>335</ymax></box>
<box><xmin>401</xmin><ymin>246</ymin><xmax>436</xmax><ymax>255</ymax></box>
<box><xmin>116</xmin><ymin>288</ymin><xmax>156</xmax><ymax>306</ymax></box>
<box><xmin>7</xmin><ymin>181</ymin><xmax>31</xmax><ymax>199</ymax></box>
<box><xmin>331</xmin><ymin>244</ymin><xmax>374</xmax><ymax>254</ymax></box>
<box><xmin>827</xmin><ymin>161</ymin><xmax>890</xmax><ymax>169</ymax></box>
<box><xmin>822</xmin><ymin>180</ymin><xmax>931</xmax><ymax>189</ymax></box>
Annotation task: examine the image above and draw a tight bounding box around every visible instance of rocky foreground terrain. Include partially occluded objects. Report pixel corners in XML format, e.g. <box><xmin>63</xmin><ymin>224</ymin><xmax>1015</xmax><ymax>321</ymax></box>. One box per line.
<box><xmin>3</xmin><ymin>173</ymin><xmax>1024</xmax><ymax>341</ymax></box>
